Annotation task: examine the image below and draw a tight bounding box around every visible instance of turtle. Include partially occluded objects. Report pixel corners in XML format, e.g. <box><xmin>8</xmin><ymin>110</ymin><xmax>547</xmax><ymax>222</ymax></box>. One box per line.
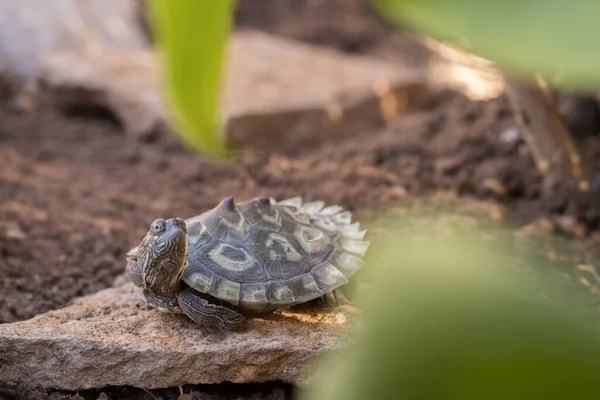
<box><xmin>125</xmin><ymin>196</ymin><xmax>369</xmax><ymax>330</ymax></box>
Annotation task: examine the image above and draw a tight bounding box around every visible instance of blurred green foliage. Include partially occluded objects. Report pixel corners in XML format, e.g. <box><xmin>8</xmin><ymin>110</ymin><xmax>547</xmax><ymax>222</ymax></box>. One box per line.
<box><xmin>375</xmin><ymin>0</ymin><xmax>600</xmax><ymax>92</ymax></box>
<box><xmin>149</xmin><ymin>0</ymin><xmax>234</xmax><ymax>158</ymax></box>
<box><xmin>302</xmin><ymin>217</ymin><xmax>600</xmax><ymax>399</ymax></box>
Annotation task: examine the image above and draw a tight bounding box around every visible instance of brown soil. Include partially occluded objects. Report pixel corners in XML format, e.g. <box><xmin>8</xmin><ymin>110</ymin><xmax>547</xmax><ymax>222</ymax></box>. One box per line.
<box><xmin>3</xmin><ymin>0</ymin><xmax>600</xmax><ymax>399</ymax></box>
<box><xmin>233</xmin><ymin>0</ymin><xmax>430</xmax><ymax>66</ymax></box>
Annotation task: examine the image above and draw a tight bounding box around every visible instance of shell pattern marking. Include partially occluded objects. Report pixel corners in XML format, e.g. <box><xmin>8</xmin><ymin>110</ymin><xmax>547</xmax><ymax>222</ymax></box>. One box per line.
<box><xmin>181</xmin><ymin>196</ymin><xmax>369</xmax><ymax>313</ymax></box>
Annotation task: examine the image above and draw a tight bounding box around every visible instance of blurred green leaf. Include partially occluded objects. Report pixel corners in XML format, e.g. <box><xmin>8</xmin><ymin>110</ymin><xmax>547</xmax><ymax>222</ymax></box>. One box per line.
<box><xmin>375</xmin><ymin>0</ymin><xmax>600</xmax><ymax>91</ymax></box>
<box><xmin>302</xmin><ymin>218</ymin><xmax>600</xmax><ymax>399</ymax></box>
<box><xmin>149</xmin><ymin>0</ymin><xmax>234</xmax><ymax>158</ymax></box>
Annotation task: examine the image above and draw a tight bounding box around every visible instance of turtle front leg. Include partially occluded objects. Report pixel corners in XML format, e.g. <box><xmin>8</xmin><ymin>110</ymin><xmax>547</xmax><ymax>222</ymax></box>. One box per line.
<box><xmin>144</xmin><ymin>290</ymin><xmax>181</xmax><ymax>313</ymax></box>
<box><xmin>177</xmin><ymin>287</ymin><xmax>245</xmax><ymax>330</ymax></box>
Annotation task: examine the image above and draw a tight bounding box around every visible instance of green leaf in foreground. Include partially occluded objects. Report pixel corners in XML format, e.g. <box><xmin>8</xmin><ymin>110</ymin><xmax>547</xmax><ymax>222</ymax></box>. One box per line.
<box><xmin>301</xmin><ymin>219</ymin><xmax>600</xmax><ymax>399</ymax></box>
<box><xmin>149</xmin><ymin>0</ymin><xmax>234</xmax><ymax>158</ymax></box>
<box><xmin>375</xmin><ymin>0</ymin><xmax>600</xmax><ymax>91</ymax></box>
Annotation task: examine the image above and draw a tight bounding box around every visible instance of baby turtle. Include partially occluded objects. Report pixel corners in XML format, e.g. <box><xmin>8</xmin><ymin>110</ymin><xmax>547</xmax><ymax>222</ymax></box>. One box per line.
<box><xmin>126</xmin><ymin>196</ymin><xmax>369</xmax><ymax>330</ymax></box>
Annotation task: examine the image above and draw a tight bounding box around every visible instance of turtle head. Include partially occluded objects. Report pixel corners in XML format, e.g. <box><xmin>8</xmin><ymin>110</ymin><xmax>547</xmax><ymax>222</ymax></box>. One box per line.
<box><xmin>136</xmin><ymin>217</ymin><xmax>188</xmax><ymax>300</ymax></box>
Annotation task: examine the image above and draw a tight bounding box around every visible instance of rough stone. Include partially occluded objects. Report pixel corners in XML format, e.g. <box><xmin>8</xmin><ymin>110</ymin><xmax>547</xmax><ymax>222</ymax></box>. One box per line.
<box><xmin>41</xmin><ymin>30</ymin><xmax>431</xmax><ymax>149</ymax></box>
<box><xmin>0</xmin><ymin>282</ymin><xmax>359</xmax><ymax>395</ymax></box>
<box><xmin>42</xmin><ymin>49</ymin><xmax>164</xmax><ymax>138</ymax></box>
<box><xmin>224</xmin><ymin>30</ymin><xmax>431</xmax><ymax>153</ymax></box>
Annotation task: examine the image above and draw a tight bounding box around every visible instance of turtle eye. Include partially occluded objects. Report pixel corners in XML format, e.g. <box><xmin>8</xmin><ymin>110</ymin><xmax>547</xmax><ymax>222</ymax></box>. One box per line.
<box><xmin>150</xmin><ymin>219</ymin><xmax>166</xmax><ymax>233</ymax></box>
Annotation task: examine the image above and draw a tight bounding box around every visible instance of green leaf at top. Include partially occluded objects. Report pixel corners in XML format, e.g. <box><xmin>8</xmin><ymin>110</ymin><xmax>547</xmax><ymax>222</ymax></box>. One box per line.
<box><xmin>374</xmin><ymin>0</ymin><xmax>600</xmax><ymax>92</ymax></box>
<box><xmin>149</xmin><ymin>0</ymin><xmax>235</xmax><ymax>158</ymax></box>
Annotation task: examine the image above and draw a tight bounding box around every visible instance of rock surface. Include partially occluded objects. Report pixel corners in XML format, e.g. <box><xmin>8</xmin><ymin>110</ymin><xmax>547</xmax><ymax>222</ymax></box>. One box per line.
<box><xmin>224</xmin><ymin>31</ymin><xmax>431</xmax><ymax>153</ymax></box>
<box><xmin>42</xmin><ymin>49</ymin><xmax>164</xmax><ymax>138</ymax></box>
<box><xmin>41</xmin><ymin>30</ymin><xmax>431</xmax><ymax>149</ymax></box>
<box><xmin>0</xmin><ymin>282</ymin><xmax>359</xmax><ymax>395</ymax></box>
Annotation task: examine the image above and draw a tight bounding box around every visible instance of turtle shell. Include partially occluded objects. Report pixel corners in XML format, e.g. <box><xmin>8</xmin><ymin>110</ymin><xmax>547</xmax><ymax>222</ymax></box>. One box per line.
<box><xmin>180</xmin><ymin>196</ymin><xmax>369</xmax><ymax>313</ymax></box>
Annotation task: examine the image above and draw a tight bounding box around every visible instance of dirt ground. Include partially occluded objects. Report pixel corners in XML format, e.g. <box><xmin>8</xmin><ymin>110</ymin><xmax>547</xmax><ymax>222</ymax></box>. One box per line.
<box><xmin>3</xmin><ymin>1</ymin><xmax>600</xmax><ymax>399</ymax></box>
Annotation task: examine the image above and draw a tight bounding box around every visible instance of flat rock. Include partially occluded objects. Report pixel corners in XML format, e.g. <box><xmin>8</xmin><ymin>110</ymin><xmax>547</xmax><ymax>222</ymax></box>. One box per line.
<box><xmin>41</xmin><ymin>30</ymin><xmax>431</xmax><ymax>150</ymax></box>
<box><xmin>0</xmin><ymin>282</ymin><xmax>359</xmax><ymax>395</ymax></box>
<box><xmin>42</xmin><ymin>49</ymin><xmax>163</xmax><ymax>138</ymax></box>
